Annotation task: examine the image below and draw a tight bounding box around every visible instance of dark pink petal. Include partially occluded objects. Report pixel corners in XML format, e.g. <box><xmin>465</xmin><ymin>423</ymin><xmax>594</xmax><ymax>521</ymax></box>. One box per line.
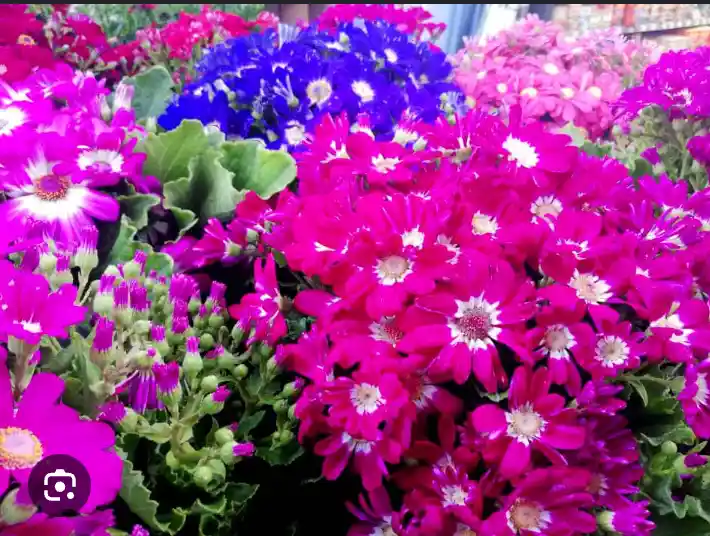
<box><xmin>471</xmin><ymin>405</ymin><xmax>506</xmax><ymax>434</ymax></box>
<box><xmin>543</xmin><ymin>423</ymin><xmax>586</xmax><ymax>450</ymax></box>
<box><xmin>500</xmin><ymin>439</ymin><xmax>530</xmax><ymax>478</ymax></box>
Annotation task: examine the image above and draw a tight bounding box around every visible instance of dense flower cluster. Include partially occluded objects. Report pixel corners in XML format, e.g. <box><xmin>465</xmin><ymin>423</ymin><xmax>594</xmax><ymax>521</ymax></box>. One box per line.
<box><xmin>134</xmin><ymin>6</ymin><xmax>278</xmax><ymax>84</ymax></box>
<box><xmin>159</xmin><ymin>21</ymin><xmax>461</xmax><ymax>149</ymax></box>
<box><xmin>452</xmin><ymin>15</ymin><xmax>656</xmax><ymax>138</ymax></box>
<box><xmin>315</xmin><ymin>4</ymin><xmax>445</xmax><ymax>43</ymax></box>
<box><xmin>0</xmin><ymin>65</ymin><xmax>145</xmax><ymax>247</ymax></box>
<box><xmin>0</xmin><ymin>5</ymin><xmax>56</xmax><ymax>83</ymax></box>
<box><xmin>613</xmin><ymin>47</ymin><xmax>710</xmax><ymax>192</ymax></box>
<box><xmin>206</xmin><ymin>104</ymin><xmax>710</xmax><ymax>534</ymax></box>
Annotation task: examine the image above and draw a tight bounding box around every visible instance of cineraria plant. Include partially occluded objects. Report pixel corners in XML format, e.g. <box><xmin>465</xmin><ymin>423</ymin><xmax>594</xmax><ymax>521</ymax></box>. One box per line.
<box><xmin>182</xmin><ymin>98</ymin><xmax>710</xmax><ymax>535</ymax></box>
<box><xmin>452</xmin><ymin>15</ymin><xmax>656</xmax><ymax>139</ymax></box>
<box><xmin>607</xmin><ymin>46</ymin><xmax>710</xmax><ymax>194</ymax></box>
<box><xmin>158</xmin><ymin>20</ymin><xmax>462</xmax><ymax>151</ymax></box>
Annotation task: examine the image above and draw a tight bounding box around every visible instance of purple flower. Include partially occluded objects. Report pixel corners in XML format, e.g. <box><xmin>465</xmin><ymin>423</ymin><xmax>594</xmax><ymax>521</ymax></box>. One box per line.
<box><xmin>186</xmin><ymin>336</ymin><xmax>200</xmax><ymax>355</ymax></box>
<box><xmin>169</xmin><ymin>274</ymin><xmax>198</xmax><ymax>303</ymax></box>
<box><xmin>113</xmin><ymin>281</ymin><xmax>129</xmax><ymax>310</ymax></box>
<box><xmin>151</xmin><ymin>323</ymin><xmax>166</xmax><ymax>343</ymax></box>
<box><xmin>171</xmin><ymin>316</ymin><xmax>189</xmax><ymax>334</ymax></box>
<box><xmin>232</xmin><ymin>442</ymin><xmax>256</xmax><ymax>457</ymax></box>
<box><xmin>209</xmin><ymin>281</ymin><xmax>227</xmax><ymax>304</ymax></box>
<box><xmin>130</xmin><ymin>285</ymin><xmax>150</xmax><ymax>314</ymax></box>
<box><xmin>212</xmin><ymin>385</ymin><xmax>231</xmax><ymax>403</ymax></box>
<box><xmin>98</xmin><ymin>401</ymin><xmax>127</xmax><ymax>424</ymax></box>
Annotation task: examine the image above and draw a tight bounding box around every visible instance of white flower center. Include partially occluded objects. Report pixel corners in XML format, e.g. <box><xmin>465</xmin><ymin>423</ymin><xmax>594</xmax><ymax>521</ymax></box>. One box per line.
<box><xmin>371</xmin><ymin>518</ymin><xmax>397</xmax><ymax>536</ymax></box>
<box><xmin>448</xmin><ymin>296</ymin><xmax>501</xmax><ymax>350</ymax></box>
<box><xmin>284</xmin><ymin>122</ymin><xmax>307</xmax><ymax>146</ymax></box>
<box><xmin>77</xmin><ymin>149</ymin><xmax>124</xmax><ymax>173</ymax></box>
<box><xmin>372</xmin><ymin>154</ymin><xmax>400</xmax><ymax>173</ymax></box>
<box><xmin>369</xmin><ymin>318</ymin><xmax>403</xmax><ymax>345</ymax></box>
<box><xmin>588</xmin><ymin>86</ymin><xmax>603</xmax><ymax>99</ymax></box>
<box><xmin>497</xmin><ymin>83</ymin><xmax>508</xmax><ymax>94</ymax></box>
<box><xmin>342</xmin><ymin>432</ymin><xmax>373</xmax><ymax>454</ymax></box>
<box><xmin>306</xmin><ymin>78</ymin><xmax>333</xmax><ymax>106</ymax></box>
<box><xmin>15</xmin><ymin>320</ymin><xmax>42</xmax><ymax>333</ymax></box>
<box><xmin>650</xmin><ymin>311</ymin><xmax>694</xmax><ymax>345</ymax></box>
<box><xmin>595</xmin><ymin>335</ymin><xmax>630</xmax><ymax>367</ymax></box>
<box><xmin>0</xmin><ymin>106</ymin><xmax>26</xmax><ymax>136</ymax></box>
<box><xmin>442</xmin><ymin>485</ymin><xmax>468</xmax><ymax>506</ymax></box>
<box><xmin>384</xmin><ymin>48</ymin><xmax>398</xmax><ymax>63</ymax></box>
<box><xmin>520</xmin><ymin>87</ymin><xmax>538</xmax><ymax>98</ymax></box>
<box><xmin>471</xmin><ymin>212</ymin><xmax>499</xmax><ymax>236</ymax></box>
<box><xmin>437</xmin><ymin>234</ymin><xmax>461</xmax><ymax>264</ymax></box>
<box><xmin>507</xmin><ymin>499</ymin><xmax>551</xmax><ymax>533</ymax></box>
<box><xmin>350</xmin><ymin>383</ymin><xmax>385</xmax><ymax>415</ymax></box>
<box><xmin>401</xmin><ymin>227</ymin><xmax>425</xmax><ymax>249</ymax></box>
<box><xmin>352</xmin><ymin>80</ymin><xmax>375</xmax><ymax>102</ymax></box>
<box><xmin>560</xmin><ymin>87</ymin><xmax>575</xmax><ymax>99</ymax></box>
<box><xmin>569</xmin><ymin>272</ymin><xmax>612</xmax><ymax>304</ymax></box>
<box><xmin>531</xmin><ymin>195</ymin><xmax>563</xmax><ymax>219</ymax></box>
<box><xmin>506</xmin><ymin>402</ymin><xmax>546</xmax><ymax>446</ymax></box>
<box><xmin>543</xmin><ymin>63</ymin><xmax>560</xmax><ymax>75</ymax></box>
<box><xmin>542</xmin><ymin>324</ymin><xmax>576</xmax><ymax>358</ymax></box>
<box><xmin>502</xmin><ymin>135</ymin><xmax>539</xmax><ymax>169</ymax></box>
<box><xmin>375</xmin><ymin>255</ymin><xmax>412</xmax><ymax>285</ymax></box>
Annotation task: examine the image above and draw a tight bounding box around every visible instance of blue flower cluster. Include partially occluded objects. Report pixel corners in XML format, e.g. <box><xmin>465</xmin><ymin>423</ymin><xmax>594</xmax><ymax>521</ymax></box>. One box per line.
<box><xmin>158</xmin><ymin>22</ymin><xmax>463</xmax><ymax>150</ymax></box>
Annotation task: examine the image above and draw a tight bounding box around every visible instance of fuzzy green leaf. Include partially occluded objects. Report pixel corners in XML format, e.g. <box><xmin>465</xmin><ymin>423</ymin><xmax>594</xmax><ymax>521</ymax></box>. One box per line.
<box><xmin>118</xmin><ymin>193</ymin><xmax>161</xmax><ymax>230</ymax></box>
<box><xmin>257</xmin><ymin>440</ymin><xmax>303</xmax><ymax>466</ymax></box>
<box><xmin>125</xmin><ymin>65</ymin><xmax>175</xmax><ymax>121</ymax></box>
<box><xmin>139</xmin><ymin>120</ymin><xmax>210</xmax><ymax>185</ymax></box>
<box><xmin>118</xmin><ymin>451</ymin><xmax>188</xmax><ymax>534</ymax></box>
<box><xmin>237</xmin><ymin>410</ymin><xmax>265</xmax><ymax>439</ymax></box>
<box><xmin>221</xmin><ymin>140</ymin><xmax>297</xmax><ymax>199</ymax></box>
<box><xmin>107</xmin><ymin>216</ymin><xmax>138</xmax><ymax>265</ymax></box>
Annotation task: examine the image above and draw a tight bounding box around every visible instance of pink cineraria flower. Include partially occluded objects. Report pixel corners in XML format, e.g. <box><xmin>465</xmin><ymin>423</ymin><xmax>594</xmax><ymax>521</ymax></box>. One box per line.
<box><xmin>577</xmin><ymin>318</ymin><xmax>643</xmax><ymax>380</ymax></box>
<box><xmin>314</xmin><ymin>428</ymin><xmax>402</xmax><ymax>491</ymax></box>
<box><xmin>0</xmin><ymin>261</ymin><xmax>85</xmax><ymax>345</ymax></box>
<box><xmin>470</xmin><ymin>367</ymin><xmax>585</xmax><ymax>478</ymax></box>
<box><xmin>399</xmin><ymin>255</ymin><xmax>534</xmax><ymax>391</ymax></box>
<box><xmin>0</xmin><ymin>354</ymin><xmax>122</xmax><ymax>512</ymax></box>
<box><xmin>347</xmin><ymin>487</ymin><xmax>399</xmax><ymax>536</ymax></box>
<box><xmin>485</xmin><ymin>467</ymin><xmax>596</xmax><ymax>536</ymax></box>
<box><xmin>322</xmin><ymin>370</ymin><xmax>409</xmax><ymax>439</ymax></box>
<box><xmin>228</xmin><ymin>254</ymin><xmax>287</xmax><ymax>346</ymax></box>
<box><xmin>0</xmin><ymin>134</ymin><xmax>119</xmax><ymax>246</ymax></box>
<box><xmin>118</xmin><ymin>348</ymin><xmax>163</xmax><ymax>414</ymax></box>
<box><xmin>680</xmin><ymin>358</ymin><xmax>710</xmax><ymax>438</ymax></box>
<box><xmin>193</xmin><ymin>217</ymin><xmax>249</xmax><ymax>268</ymax></box>
<box><xmin>598</xmin><ymin>501</ymin><xmax>655</xmax><ymax>536</ymax></box>
<box><xmin>526</xmin><ymin>304</ymin><xmax>594</xmax><ymax>395</ymax></box>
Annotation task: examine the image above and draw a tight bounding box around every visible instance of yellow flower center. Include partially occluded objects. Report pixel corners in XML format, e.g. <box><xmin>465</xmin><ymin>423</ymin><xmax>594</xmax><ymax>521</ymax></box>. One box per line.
<box><xmin>0</xmin><ymin>427</ymin><xmax>43</xmax><ymax>470</ymax></box>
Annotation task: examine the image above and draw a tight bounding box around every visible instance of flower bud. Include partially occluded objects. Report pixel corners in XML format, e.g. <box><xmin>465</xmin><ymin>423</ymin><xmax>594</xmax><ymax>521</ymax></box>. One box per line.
<box><xmin>661</xmin><ymin>440</ymin><xmax>678</xmax><ymax>456</ymax></box>
<box><xmin>200</xmin><ymin>333</ymin><xmax>215</xmax><ymax>351</ymax></box>
<box><xmin>201</xmin><ymin>386</ymin><xmax>231</xmax><ymax>415</ymax></box>
<box><xmin>234</xmin><ymin>364</ymin><xmax>249</xmax><ymax>379</ymax></box>
<box><xmin>39</xmin><ymin>252</ymin><xmax>57</xmax><ymax>274</ymax></box>
<box><xmin>231</xmin><ymin>325</ymin><xmax>245</xmax><ymax>344</ymax></box>
<box><xmin>208</xmin><ymin>315</ymin><xmax>224</xmax><ymax>329</ymax></box>
<box><xmin>0</xmin><ymin>488</ymin><xmax>37</xmax><ymax>525</ymax></box>
<box><xmin>200</xmin><ymin>375</ymin><xmax>219</xmax><ymax>393</ymax></box>
<box><xmin>273</xmin><ymin>400</ymin><xmax>288</xmax><ymax>414</ymax></box>
<box><xmin>193</xmin><ymin>466</ymin><xmax>213</xmax><ymax>488</ymax></box>
<box><xmin>215</xmin><ymin>427</ymin><xmax>234</xmax><ymax>445</ymax></box>
<box><xmin>183</xmin><ymin>337</ymin><xmax>203</xmax><ymax>377</ymax></box>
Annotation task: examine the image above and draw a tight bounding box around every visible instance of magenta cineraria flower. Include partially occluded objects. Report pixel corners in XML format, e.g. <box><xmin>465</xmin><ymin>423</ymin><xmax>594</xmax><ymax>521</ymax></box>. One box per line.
<box><xmin>152</xmin><ymin>361</ymin><xmax>180</xmax><ymax>396</ymax></box>
<box><xmin>228</xmin><ymin>254</ymin><xmax>287</xmax><ymax>345</ymax></box>
<box><xmin>680</xmin><ymin>359</ymin><xmax>710</xmax><ymax>438</ymax></box>
<box><xmin>212</xmin><ymin>385</ymin><xmax>231</xmax><ymax>403</ymax></box>
<box><xmin>0</xmin><ymin>134</ymin><xmax>120</xmax><ymax>246</ymax></box>
<box><xmin>91</xmin><ymin>317</ymin><xmax>115</xmax><ymax>355</ymax></box>
<box><xmin>471</xmin><ymin>367</ymin><xmax>585</xmax><ymax>478</ymax></box>
<box><xmin>399</xmin><ymin>256</ymin><xmax>534</xmax><ymax>391</ymax></box>
<box><xmin>232</xmin><ymin>442</ymin><xmax>255</xmax><ymax>457</ymax></box>
<box><xmin>98</xmin><ymin>400</ymin><xmax>128</xmax><ymax>425</ymax></box>
<box><xmin>323</xmin><ymin>371</ymin><xmax>409</xmax><ymax>439</ymax></box>
<box><xmin>577</xmin><ymin>319</ymin><xmax>643</xmax><ymax>380</ymax></box>
<box><xmin>346</xmin><ymin>487</ymin><xmax>398</xmax><ymax>536</ymax></box>
<box><xmin>118</xmin><ymin>348</ymin><xmax>163</xmax><ymax>414</ymax></box>
<box><xmin>0</xmin><ymin>357</ymin><xmax>122</xmax><ymax>512</ymax></box>
<box><xmin>485</xmin><ymin>467</ymin><xmax>596</xmax><ymax>535</ymax></box>
<box><xmin>0</xmin><ymin>261</ymin><xmax>85</xmax><ymax>345</ymax></box>
<box><xmin>598</xmin><ymin>501</ymin><xmax>655</xmax><ymax>536</ymax></box>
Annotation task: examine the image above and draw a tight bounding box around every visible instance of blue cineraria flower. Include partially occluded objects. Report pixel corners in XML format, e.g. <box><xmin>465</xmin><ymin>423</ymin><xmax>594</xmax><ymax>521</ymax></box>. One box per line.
<box><xmin>159</xmin><ymin>21</ymin><xmax>457</xmax><ymax>150</ymax></box>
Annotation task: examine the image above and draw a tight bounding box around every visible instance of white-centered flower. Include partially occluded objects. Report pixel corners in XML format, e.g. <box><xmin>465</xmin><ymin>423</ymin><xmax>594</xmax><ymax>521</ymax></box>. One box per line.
<box><xmin>560</xmin><ymin>87</ymin><xmax>575</xmax><ymax>99</ymax></box>
<box><xmin>569</xmin><ymin>271</ymin><xmax>612</xmax><ymax>304</ymax></box>
<box><xmin>401</xmin><ymin>226</ymin><xmax>425</xmax><ymax>249</ymax></box>
<box><xmin>441</xmin><ymin>485</ymin><xmax>469</xmax><ymax>507</ymax></box>
<box><xmin>437</xmin><ymin>234</ymin><xmax>461</xmax><ymax>264</ymax></box>
<box><xmin>588</xmin><ymin>86</ymin><xmax>603</xmax><ymax>99</ymax></box>
<box><xmin>372</xmin><ymin>154</ymin><xmax>400</xmax><ymax>173</ymax></box>
<box><xmin>531</xmin><ymin>195</ymin><xmax>563</xmax><ymax>219</ymax></box>
<box><xmin>506</xmin><ymin>499</ymin><xmax>551</xmax><ymax>533</ymax></box>
<box><xmin>506</xmin><ymin>402</ymin><xmax>546</xmax><ymax>446</ymax></box>
<box><xmin>0</xmin><ymin>427</ymin><xmax>44</xmax><ymax>470</ymax></box>
<box><xmin>15</xmin><ymin>320</ymin><xmax>42</xmax><ymax>334</ymax></box>
<box><xmin>369</xmin><ymin>317</ymin><xmax>403</xmax><ymax>345</ymax></box>
<box><xmin>0</xmin><ymin>106</ymin><xmax>26</xmax><ymax>137</ymax></box>
<box><xmin>471</xmin><ymin>212</ymin><xmax>499</xmax><ymax>236</ymax></box>
<box><xmin>349</xmin><ymin>383</ymin><xmax>385</xmax><ymax>415</ymax></box>
<box><xmin>502</xmin><ymin>135</ymin><xmax>540</xmax><ymax>168</ymax></box>
<box><xmin>375</xmin><ymin>255</ymin><xmax>412</xmax><ymax>286</ymax></box>
<box><xmin>543</xmin><ymin>62</ymin><xmax>560</xmax><ymax>75</ymax></box>
<box><xmin>284</xmin><ymin>122</ymin><xmax>307</xmax><ymax>146</ymax></box>
<box><xmin>352</xmin><ymin>80</ymin><xmax>375</xmax><ymax>102</ymax></box>
<box><xmin>448</xmin><ymin>296</ymin><xmax>501</xmax><ymax>350</ymax></box>
<box><xmin>384</xmin><ymin>48</ymin><xmax>398</xmax><ymax>63</ymax></box>
<box><xmin>306</xmin><ymin>78</ymin><xmax>333</xmax><ymax>106</ymax></box>
<box><xmin>77</xmin><ymin>149</ymin><xmax>124</xmax><ymax>173</ymax></box>
<box><xmin>695</xmin><ymin>373</ymin><xmax>709</xmax><ymax>406</ymax></box>
<box><xmin>520</xmin><ymin>87</ymin><xmax>538</xmax><ymax>98</ymax></box>
<box><xmin>595</xmin><ymin>335</ymin><xmax>630</xmax><ymax>367</ymax></box>
<box><xmin>541</xmin><ymin>324</ymin><xmax>576</xmax><ymax>359</ymax></box>
<box><xmin>650</xmin><ymin>311</ymin><xmax>694</xmax><ymax>346</ymax></box>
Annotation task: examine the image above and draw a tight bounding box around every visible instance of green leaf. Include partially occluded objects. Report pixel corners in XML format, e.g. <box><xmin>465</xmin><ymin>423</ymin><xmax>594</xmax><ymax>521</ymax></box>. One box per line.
<box><xmin>191</xmin><ymin>496</ymin><xmax>227</xmax><ymax>516</ymax></box>
<box><xmin>631</xmin><ymin>157</ymin><xmax>654</xmax><ymax>179</ymax></box>
<box><xmin>139</xmin><ymin>120</ymin><xmax>210</xmax><ymax>185</ymax></box>
<box><xmin>138</xmin><ymin>422</ymin><xmax>173</xmax><ymax>444</ymax></box>
<box><xmin>125</xmin><ymin>65</ymin><xmax>175</xmax><ymax>121</ymax></box>
<box><xmin>237</xmin><ymin>410</ymin><xmax>265</xmax><ymax>438</ymax></box>
<box><xmin>653</xmin><ymin>512</ymin><xmax>710</xmax><ymax>534</ymax></box>
<box><xmin>627</xmin><ymin>379</ymin><xmax>649</xmax><ymax>406</ymax></box>
<box><xmin>169</xmin><ymin>207</ymin><xmax>198</xmax><ymax>237</ymax></box>
<box><xmin>107</xmin><ymin>216</ymin><xmax>138</xmax><ymax>265</ymax></box>
<box><xmin>257</xmin><ymin>440</ymin><xmax>303</xmax><ymax>466</ymax></box>
<box><xmin>557</xmin><ymin>122</ymin><xmax>589</xmax><ymax>148</ymax></box>
<box><xmin>640</xmin><ymin>423</ymin><xmax>696</xmax><ymax>447</ymax></box>
<box><xmin>118</xmin><ymin>193</ymin><xmax>161</xmax><ymax>229</ymax></box>
<box><xmin>226</xmin><ymin>482</ymin><xmax>259</xmax><ymax>506</ymax></box>
<box><xmin>221</xmin><ymin>140</ymin><xmax>297</xmax><ymax>199</ymax></box>
<box><xmin>118</xmin><ymin>451</ymin><xmax>188</xmax><ymax>534</ymax></box>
